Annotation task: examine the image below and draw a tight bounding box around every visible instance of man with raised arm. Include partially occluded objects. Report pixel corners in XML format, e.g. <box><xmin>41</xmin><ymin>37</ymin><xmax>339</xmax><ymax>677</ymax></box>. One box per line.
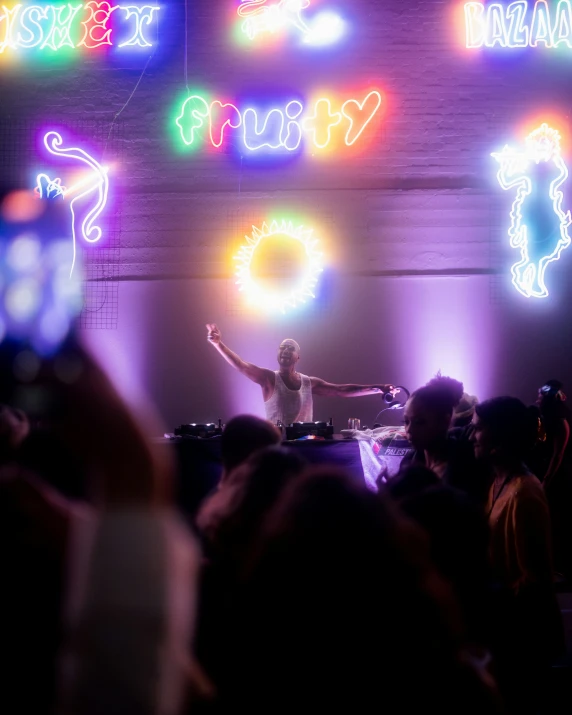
<box><xmin>206</xmin><ymin>323</ymin><xmax>394</xmax><ymax>426</ymax></box>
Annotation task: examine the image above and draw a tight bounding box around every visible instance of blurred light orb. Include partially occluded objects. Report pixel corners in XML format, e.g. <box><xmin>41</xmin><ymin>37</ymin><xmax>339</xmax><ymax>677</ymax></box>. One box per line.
<box><xmin>5</xmin><ymin>278</ymin><xmax>41</xmax><ymax>322</ymax></box>
<box><xmin>7</xmin><ymin>234</ymin><xmax>42</xmax><ymax>273</ymax></box>
<box><xmin>1</xmin><ymin>190</ymin><xmax>44</xmax><ymax>223</ymax></box>
<box><xmin>13</xmin><ymin>349</ymin><xmax>41</xmax><ymax>383</ymax></box>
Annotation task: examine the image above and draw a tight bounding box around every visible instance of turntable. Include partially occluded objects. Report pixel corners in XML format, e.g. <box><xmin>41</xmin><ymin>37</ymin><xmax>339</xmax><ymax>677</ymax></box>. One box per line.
<box><xmin>284</xmin><ymin>420</ymin><xmax>334</xmax><ymax>440</ymax></box>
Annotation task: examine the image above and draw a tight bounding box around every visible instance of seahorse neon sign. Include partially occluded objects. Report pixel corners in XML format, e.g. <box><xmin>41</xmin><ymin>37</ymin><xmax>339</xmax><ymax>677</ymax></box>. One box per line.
<box><xmin>492</xmin><ymin>123</ymin><xmax>572</xmax><ymax>298</ymax></box>
<box><xmin>35</xmin><ymin>131</ymin><xmax>109</xmax><ymax>278</ymax></box>
<box><xmin>0</xmin><ymin>2</ymin><xmax>160</xmax><ymax>53</ymax></box>
<box><xmin>175</xmin><ymin>90</ymin><xmax>384</xmax><ymax>155</ymax></box>
<box><xmin>236</xmin><ymin>0</ymin><xmax>345</xmax><ymax>45</ymax></box>
<box><xmin>234</xmin><ymin>219</ymin><xmax>323</xmax><ymax>313</ymax></box>
<box><xmin>464</xmin><ymin>1</ymin><xmax>572</xmax><ymax>48</ymax></box>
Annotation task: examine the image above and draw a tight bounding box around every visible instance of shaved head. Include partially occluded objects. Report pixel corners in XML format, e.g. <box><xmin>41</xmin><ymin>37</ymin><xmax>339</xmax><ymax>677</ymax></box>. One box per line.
<box><xmin>281</xmin><ymin>339</ymin><xmax>300</xmax><ymax>352</ymax></box>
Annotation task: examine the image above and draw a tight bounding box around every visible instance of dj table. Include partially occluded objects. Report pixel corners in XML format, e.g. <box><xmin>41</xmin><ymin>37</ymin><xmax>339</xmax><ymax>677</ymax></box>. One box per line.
<box><xmin>161</xmin><ymin>436</ymin><xmax>365</xmax><ymax>518</ymax></box>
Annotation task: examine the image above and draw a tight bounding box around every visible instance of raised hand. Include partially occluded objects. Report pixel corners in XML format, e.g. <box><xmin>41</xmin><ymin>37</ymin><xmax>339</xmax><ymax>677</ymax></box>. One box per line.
<box><xmin>206</xmin><ymin>323</ymin><xmax>221</xmax><ymax>345</ymax></box>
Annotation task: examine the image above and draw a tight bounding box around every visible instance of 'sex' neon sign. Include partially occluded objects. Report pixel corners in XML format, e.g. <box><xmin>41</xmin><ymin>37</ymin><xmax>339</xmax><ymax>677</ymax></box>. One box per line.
<box><xmin>0</xmin><ymin>2</ymin><xmax>160</xmax><ymax>52</ymax></box>
<box><xmin>175</xmin><ymin>90</ymin><xmax>384</xmax><ymax>155</ymax></box>
<box><xmin>464</xmin><ymin>1</ymin><xmax>572</xmax><ymax>48</ymax></box>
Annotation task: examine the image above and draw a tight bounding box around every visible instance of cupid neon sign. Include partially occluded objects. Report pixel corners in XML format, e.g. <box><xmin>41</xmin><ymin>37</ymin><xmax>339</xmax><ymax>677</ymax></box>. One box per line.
<box><xmin>35</xmin><ymin>131</ymin><xmax>109</xmax><ymax>278</ymax></box>
<box><xmin>0</xmin><ymin>2</ymin><xmax>160</xmax><ymax>53</ymax></box>
<box><xmin>492</xmin><ymin>123</ymin><xmax>572</xmax><ymax>298</ymax></box>
<box><xmin>175</xmin><ymin>90</ymin><xmax>384</xmax><ymax>155</ymax></box>
<box><xmin>464</xmin><ymin>1</ymin><xmax>572</xmax><ymax>48</ymax></box>
<box><xmin>236</xmin><ymin>0</ymin><xmax>344</xmax><ymax>46</ymax></box>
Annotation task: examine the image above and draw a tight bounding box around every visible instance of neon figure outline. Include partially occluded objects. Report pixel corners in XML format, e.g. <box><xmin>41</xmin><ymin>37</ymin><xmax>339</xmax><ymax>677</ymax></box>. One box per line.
<box><xmin>234</xmin><ymin>219</ymin><xmax>323</xmax><ymax>313</ymax></box>
<box><xmin>35</xmin><ymin>131</ymin><xmax>109</xmax><ymax>278</ymax></box>
<box><xmin>0</xmin><ymin>2</ymin><xmax>160</xmax><ymax>52</ymax></box>
<box><xmin>175</xmin><ymin>90</ymin><xmax>384</xmax><ymax>154</ymax></box>
<box><xmin>236</xmin><ymin>0</ymin><xmax>344</xmax><ymax>46</ymax></box>
<box><xmin>464</xmin><ymin>1</ymin><xmax>572</xmax><ymax>48</ymax></box>
<box><xmin>492</xmin><ymin>123</ymin><xmax>572</xmax><ymax>298</ymax></box>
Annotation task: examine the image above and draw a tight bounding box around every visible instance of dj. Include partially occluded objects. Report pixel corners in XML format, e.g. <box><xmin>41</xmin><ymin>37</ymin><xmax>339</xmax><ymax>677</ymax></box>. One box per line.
<box><xmin>206</xmin><ymin>323</ymin><xmax>394</xmax><ymax>425</ymax></box>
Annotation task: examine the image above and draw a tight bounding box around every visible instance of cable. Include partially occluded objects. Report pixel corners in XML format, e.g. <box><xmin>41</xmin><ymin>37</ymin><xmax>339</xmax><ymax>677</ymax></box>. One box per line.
<box><xmin>103</xmin><ymin>9</ymin><xmax>161</xmax><ymax>157</ymax></box>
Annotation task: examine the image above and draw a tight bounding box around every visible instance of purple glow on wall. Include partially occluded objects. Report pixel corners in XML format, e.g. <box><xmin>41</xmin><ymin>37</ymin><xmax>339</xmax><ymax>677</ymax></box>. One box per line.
<box><xmin>390</xmin><ymin>276</ymin><xmax>497</xmax><ymax>402</ymax></box>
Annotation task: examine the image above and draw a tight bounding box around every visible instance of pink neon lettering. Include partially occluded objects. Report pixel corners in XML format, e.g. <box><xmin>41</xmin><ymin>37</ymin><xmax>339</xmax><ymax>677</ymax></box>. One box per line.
<box><xmin>79</xmin><ymin>1</ymin><xmax>116</xmax><ymax>48</ymax></box>
<box><xmin>208</xmin><ymin>101</ymin><xmax>242</xmax><ymax>148</ymax></box>
<box><xmin>341</xmin><ymin>91</ymin><xmax>383</xmax><ymax>146</ymax></box>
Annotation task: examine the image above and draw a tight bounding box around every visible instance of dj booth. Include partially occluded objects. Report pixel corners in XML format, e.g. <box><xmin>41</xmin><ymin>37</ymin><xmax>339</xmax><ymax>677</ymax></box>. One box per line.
<box><xmin>161</xmin><ymin>415</ymin><xmax>413</xmax><ymax>519</ymax></box>
<box><xmin>162</xmin><ymin>435</ymin><xmax>365</xmax><ymax>518</ymax></box>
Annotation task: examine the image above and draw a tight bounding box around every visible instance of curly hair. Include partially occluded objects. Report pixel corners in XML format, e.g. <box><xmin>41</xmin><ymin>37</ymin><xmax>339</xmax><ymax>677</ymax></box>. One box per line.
<box><xmin>411</xmin><ymin>374</ymin><xmax>464</xmax><ymax>415</ymax></box>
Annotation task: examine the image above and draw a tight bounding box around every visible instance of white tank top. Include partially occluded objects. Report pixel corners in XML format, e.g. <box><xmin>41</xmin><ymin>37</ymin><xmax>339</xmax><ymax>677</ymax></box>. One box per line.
<box><xmin>264</xmin><ymin>371</ymin><xmax>313</xmax><ymax>425</ymax></box>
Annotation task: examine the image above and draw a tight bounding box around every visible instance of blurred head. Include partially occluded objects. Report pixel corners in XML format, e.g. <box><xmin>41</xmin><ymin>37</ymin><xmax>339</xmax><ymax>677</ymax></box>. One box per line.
<box><xmin>451</xmin><ymin>392</ymin><xmax>479</xmax><ymax>428</ymax></box>
<box><xmin>472</xmin><ymin>396</ymin><xmax>539</xmax><ymax>464</ymax></box>
<box><xmin>537</xmin><ymin>379</ymin><xmax>565</xmax><ymax>411</ymax></box>
<box><xmin>221</xmin><ymin>415</ymin><xmax>281</xmax><ymax>474</ymax></box>
<box><xmin>277</xmin><ymin>339</ymin><xmax>300</xmax><ymax>369</ymax></box>
<box><xmin>404</xmin><ymin>375</ymin><xmax>464</xmax><ymax>450</ymax></box>
<box><xmin>197</xmin><ymin>445</ymin><xmax>306</xmax><ymax>563</ymax></box>
<box><xmin>229</xmin><ymin>468</ymin><xmax>477</xmax><ymax>714</ymax></box>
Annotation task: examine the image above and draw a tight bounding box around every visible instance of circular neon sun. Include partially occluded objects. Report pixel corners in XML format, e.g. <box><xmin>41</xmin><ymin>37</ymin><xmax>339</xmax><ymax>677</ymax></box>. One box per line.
<box><xmin>234</xmin><ymin>220</ymin><xmax>323</xmax><ymax>314</ymax></box>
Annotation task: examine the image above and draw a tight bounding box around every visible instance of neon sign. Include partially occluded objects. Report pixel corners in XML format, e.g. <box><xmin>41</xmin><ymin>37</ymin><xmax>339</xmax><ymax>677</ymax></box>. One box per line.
<box><xmin>174</xmin><ymin>90</ymin><xmax>384</xmax><ymax>156</ymax></box>
<box><xmin>236</xmin><ymin>0</ymin><xmax>345</xmax><ymax>46</ymax></box>
<box><xmin>464</xmin><ymin>1</ymin><xmax>572</xmax><ymax>48</ymax></box>
<box><xmin>0</xmin><ymin>2</ymin><xmax>160</xmax><ymax>53</ymax></box>
<box><xmin>234</xmin><ymin>219</ymin><xmax>323</xmax><ymax>313</ymax></box>
<box><xmin>492</xmin><ymin>123</ymin><xmax>572</xmax><ymax>298</ymax></box>
<box><xmin>35</xmin><ymin>131</ymin><xmax>109</xmax><ymax>278</ymax></box>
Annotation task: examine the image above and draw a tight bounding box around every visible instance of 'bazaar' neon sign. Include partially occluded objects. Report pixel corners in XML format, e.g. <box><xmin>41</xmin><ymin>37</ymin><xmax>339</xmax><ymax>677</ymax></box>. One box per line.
<box><xmin>236</xmin><ymin>0</ymin><xmax>344</xmax><ymax>46</ymax></box>
<box><xmin>175</xmin><ymin>90</ymin><xmax>384</xmax><ymax>156</ymax></box>
<box><xmin>35</xmin><ymin>131</ymin><xmax>110</xmax><ymax>278</ymax></box>
<box><xmin>492</xmin><ymin>123</ymin><xmax>572</xmax><ymax>298</ymax></box>
<box><xmin>0</xmin><ymin>2</ymin><xmax>160</xmax><ymax>53</ymax></box>
<box><xmin>464</xmin><ymin>1</ymin><xmax>572</xmax><ymax>48</ymax></box>
<box><xmin>234</xmin><ymin>219</ymin><xmax>323</xmax><ymax>313</ymax></box>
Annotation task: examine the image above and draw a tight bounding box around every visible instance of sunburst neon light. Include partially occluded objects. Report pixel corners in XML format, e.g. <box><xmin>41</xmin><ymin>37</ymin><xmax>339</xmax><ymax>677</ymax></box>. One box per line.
<box><xmin>492</xmin><ymin>123</ymin><xmax>572</xmax><ymax>298</ymax></box>
<box><xmin>234</xmin><ymin>220</ymin><xmax>323</xmax><ymax>313</ymax></box>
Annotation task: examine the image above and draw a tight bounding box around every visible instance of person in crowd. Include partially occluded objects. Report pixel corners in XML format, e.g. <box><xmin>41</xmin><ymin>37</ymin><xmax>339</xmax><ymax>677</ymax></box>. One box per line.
<box><xmin>452</xmin><ymin>392</ymin><xmax>479</xmax><ymax>429</ymax></box>
<box><xmin>400</xmin><ymin>374</ymin><xmax>490</xmax><ymax>506</ymax></box>
<box><xmin>195</xmin><ymin>446</ymin><xmax>306</xmax><ymax>687</ymax></box>
<box><xmin>0</xmin><ymin>337</ymin><xmax>203</xmax><ymax>715</ymax></box>
<box><xmin>205</xmin><ymin>323</ymin><xmax>394</xmax><ymax>425</ymax></box>
<box><xmin>392</xmin><ymin>477</ymin><xmax>491</xmax><ymax>647</ymax></box>
<box><xmin>471</xmin><ymin>396</ymin><xmax>564</xmax><ymax>715</ymax></box>
<box><xmin>534</xmin><ymin>379</ymin><xmax>572</xmax><ymax>578</ymax></box>
<box><xmin>219</xmin><ymin>467</ymin><xmax>502</xmax><ymax>715</ymax></box>
<box><xmin>219</xmin><ymin>414</ymin><xmax>281</xmax><ymax>484</ymax></box>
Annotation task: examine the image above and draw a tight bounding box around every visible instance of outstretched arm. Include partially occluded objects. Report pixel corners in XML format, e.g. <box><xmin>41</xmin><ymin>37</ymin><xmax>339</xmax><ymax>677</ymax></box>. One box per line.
<box><xmin>206</xmin><ymin>323</ymin><xmax>273</xmax><ymax>388</ymax></box>
<box><xmin>310</xmin><ymin>377</ymin><xmax>394</xmax><ymax>398</ymax></box>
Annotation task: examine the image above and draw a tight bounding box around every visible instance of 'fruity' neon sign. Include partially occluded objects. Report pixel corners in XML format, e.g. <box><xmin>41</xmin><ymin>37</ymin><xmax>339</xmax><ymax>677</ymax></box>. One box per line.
<box><xmin>175</xmin><ymin>90</ymin><xmax>384</xmax><ymax>156</ymax></box>
<box><xmin>234</xmin><ymin>220</ymin><xmax>323</xmax><ymax>313</ymax></box>
<box><xmin>464</xmin><ymin>1</ymin><xmax>572</xmax><ymax>48</ymax></box>
<box><xmin>237</xmin><ymin>0</ymin><xmax>344</xmax><ymax>46</ymax></box>
<box><xmin>0</xmin><ymin>2</ymin><xmax>160</xmax><ymax>53</ymax></box>
<box><xmin>35</xmin><ymin>131</ymin><xmax>109</xmax><ymax>278</ymax></box>
<box><xmin>492</xmin><ymin>123</ymin><xmax>572</xmax><ymax>298</ymax></box>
